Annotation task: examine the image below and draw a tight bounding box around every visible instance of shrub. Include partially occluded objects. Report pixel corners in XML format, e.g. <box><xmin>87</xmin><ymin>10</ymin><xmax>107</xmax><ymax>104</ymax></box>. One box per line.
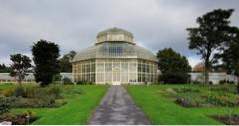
<box><xmin>1</xmin><ymin>85</ymin><xmax>63</xmax><ymax>108</ymax></box>
<box><xmin>13</xmin><ymin>86</ymin><xmax>25</xmax><ymax>97</ymax></box>
<box><xmin>88</xmin><ymin>81</ymin><xmax>95</xmax><ymax>85</ymax></box>
<box><xmin>0</xmin><ymin>111</ymin><xmax>37</xmax><ymax>125</ymax></box>
<box><xmin>175</xmin><ymin>97</ymin><xmax>199</xmax><ymax>107</ymax></box>
<box><xmin>68</xmin><ymin>88</ymin><xmax>83</xmax><ymax>95</ymax></box>
<box><xmin>160</xmin><ymin>72</ymin><xmax>190</xmax><ymax>84</ymax></box>
<box><xmin>11</xmin><ymin>96</ymin><xmax>56</xmax><ymax>108</ymax></box>
<box><xmin>76</xmin><ymin>81</ymin><xmax>86</xmax><ymax>85</ymax></box>
<box><xmin>219</xmin><ymin>80</ymin><xmax>226</xmax><ymax>85</ymax></box>
<box><xmin>206</xmin><ymin>94</ymin><xmax>239</xmax><ymax>107</ymax></box>
<box><xmin>0</xmin><ymin>97</ymin><xmax>11</xmax><ymax>114</ymax></box>
<box><xmin>53</xmin><ymin>74</ymin><xmax>62</xmax><ymax>81</ymax></box>
<box><xmin>55</xmin><ymin>99</ymin><xmax>67</xmax><ymax>107</ymax></box>
<box><xmin>1</xmin><ymin>88</ymin><xmax>14</xmax><ymax>97</ymax></box>
<box><xmin>47</xmin><ymin>85</ymin><xmax>62</xmax><ymax>99</ymax></box>
<box><xmin>0</xmin><ymin>85</ymin><xmax>64</xmax><ymax>108</ymax></box>
<box><xmin>62</xmin><ymin>77</ymin><xmax>73</xmax><ymax>85</ymax></box>
<box><xmin>191</xmin><ymin>80</ymin><xmax>202</xmax><ymax>84</ymax></box>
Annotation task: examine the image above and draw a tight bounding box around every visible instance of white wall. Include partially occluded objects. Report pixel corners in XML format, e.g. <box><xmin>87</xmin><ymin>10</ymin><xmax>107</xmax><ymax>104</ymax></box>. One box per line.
<box><xmin>189</xmin><ymin>72</ymin><xmax>238</xmax><ymax>84</ymax></box>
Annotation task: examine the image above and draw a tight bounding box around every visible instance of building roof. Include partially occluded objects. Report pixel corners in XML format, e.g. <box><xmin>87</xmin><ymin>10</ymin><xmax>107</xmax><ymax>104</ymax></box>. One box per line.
<box><xmin>72</xmin><ymin>42</ymin><xmax>158</xmax><ymax>62</ymax></box>
<box><xmin>72</xmin><ymin>27</ymin><xmax>157</xmax><ymax>62</ymax></box>
<box><xmin>97</xmin><ymin>27</ymin><xmax>133</xmax><ymax>39</ymax></box>
<box><xmin>96</xmin><ymin>27</ymin><xmax>134</xmax><ymax>44</ymax></box>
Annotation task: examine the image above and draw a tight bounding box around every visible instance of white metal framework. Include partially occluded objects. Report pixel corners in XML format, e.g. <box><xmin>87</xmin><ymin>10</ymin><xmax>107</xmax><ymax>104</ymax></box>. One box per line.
<box><xmin>72</xmin><ymin>27</ymin><xmax>158</xmax><ymax>84</ymax></box>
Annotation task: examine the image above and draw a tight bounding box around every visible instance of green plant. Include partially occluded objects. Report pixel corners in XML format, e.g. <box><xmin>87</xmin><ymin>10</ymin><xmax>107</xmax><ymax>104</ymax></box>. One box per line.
<box><xmin>2</xmin><ymin>88</ymin><xmax>14</xmax><ymax>97</ymax></box>
<box><xmin>32</xmin><ymin>40</ymin><xmax>60</xmax><ymax>86</ymax></box>
<box><xmin>160</xmin><ymin>72</ymin><xmax>190</xmax><ymax>84</ymax></box>
<box><xmin>219</xmin><ymin>80</ymin><xmax>226</xmax><ymax>85</ymax></box>
<box><xmin>0</xmin><ymin>111</ymin><xmax>37</xmax><ymax>125</ymax></box>
<box><xmin>47</xmin><ymin>85</ymin><xmax>62</xmax><ymax>99</ymax></box>
<box><xmin>175</xmin><ymin>97</ymin><xmax>199</xmax><ymax>107</ymax></box>
<box><xmin>62</xmin><ymin>77</ymin><xmax>73</xmax><ymax>85</ymax></box>
<box><xmin>76</xmin><ymin>81</ymin><xmax>86</xmax><ymax>85</ymax></box>
<box><xmin>206</xmin><ymin>95</ymin><xmax>238</xmax><ymax>107</ymax></box>
<box><xmin>0</xmin><ymin>97</ymin><xmax>11</xmax><ymax>114</ymax></box>
<box><xmin>13</xmin><ymin>86</ymin><xmax>25</xmax><ymax>97</ymax></box>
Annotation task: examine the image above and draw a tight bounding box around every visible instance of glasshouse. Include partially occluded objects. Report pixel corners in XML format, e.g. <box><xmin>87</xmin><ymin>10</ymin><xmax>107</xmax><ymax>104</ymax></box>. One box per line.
<box><xmin>72</xmin><ymin>27</ymin><xmax>158</xmax><ymax>85</ymax></box>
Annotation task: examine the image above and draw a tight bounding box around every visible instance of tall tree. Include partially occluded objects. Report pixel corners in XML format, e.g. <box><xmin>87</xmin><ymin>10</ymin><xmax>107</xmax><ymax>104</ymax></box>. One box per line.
<box><xmin>220</xmin><ymin>27</ymin><xmax>239</xmax><ymax>92</ymax></box>
<box><xmin>59</xmin><ymin>51</ymin><xmax>76</xmax><ymax>72</ymax></box>
<box><xmin>157</xmin><ymin>48</ymin><xmax>191</xmax><ymax>84</ymax></box>
<box><xmin>187</xmin><ymin>9</ymin><xmax>234</xmax><ymax>84</ymax></box>
<box><xmin>9</xmin><ymin>54</ymin><xmax>31</xmax><ymax>85</ymax></box>
<box><xmin>32</xmin><ymin>40</ymin><xmax>60</xmax><ymax>86</ymax></box>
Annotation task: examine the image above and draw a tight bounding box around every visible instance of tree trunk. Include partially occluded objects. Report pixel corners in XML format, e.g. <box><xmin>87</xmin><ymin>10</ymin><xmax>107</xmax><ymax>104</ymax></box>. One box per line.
<box><xmin>204</xmin><ymin>60</ymin><xmax>210</xmax><ymax>85</ymax></box>
<box><xmin>18</xmin><ymin>75</ymin><xmax>22</xmax><ymax>86</ymax></box>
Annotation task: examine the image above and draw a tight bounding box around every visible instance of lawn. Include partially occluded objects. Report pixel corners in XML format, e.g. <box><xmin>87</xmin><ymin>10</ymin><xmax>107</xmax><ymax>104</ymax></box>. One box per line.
<box><xmin>0</xmin><ymin>83</ymin><xmax>16</xmax><ymax>90</ymax></box>
<box><xmin>7</xmin><ymin>84</ymin><xmax>108</xmax><ymax>125</ymax></box>
<box><xmin>126</xmin><ymin>84</ymin><xmax>239</xmax><ymax>125</ymax></box>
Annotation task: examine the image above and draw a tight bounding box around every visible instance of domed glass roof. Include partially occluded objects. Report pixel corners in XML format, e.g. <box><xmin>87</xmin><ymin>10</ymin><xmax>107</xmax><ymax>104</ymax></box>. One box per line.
<box><xmin>72</xmin><ymin>28</ymin><xmax>157</xmax><ymax>62</ymax></box>
<box><xmin>97</xmin><ymin>27</ymin><xmax>133</xmax><ymax>38</ymax></box>
<box><xmin>96</xmin><ymin>27</ymin><xmax>134</xmax><ymax>44</ymax></box>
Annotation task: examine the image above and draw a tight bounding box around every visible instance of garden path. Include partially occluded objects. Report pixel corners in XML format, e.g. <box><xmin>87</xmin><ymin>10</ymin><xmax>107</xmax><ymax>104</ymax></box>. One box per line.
<box><xmin>89</xmin><ymin>85</ymin><xmax>151</xmax><ymax>125</ymax></box>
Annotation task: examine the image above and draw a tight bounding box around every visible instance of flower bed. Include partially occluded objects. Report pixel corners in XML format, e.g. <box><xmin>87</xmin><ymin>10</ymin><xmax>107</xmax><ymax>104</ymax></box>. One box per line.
<box><xmin>164</xmin><ymin>85</ymin><xmax>239</xmax><ymax>108</ymax></box>
<box><xmin>212</xmin><ymin>115</ymin><xmax>239</xmax><ymax>125</ymax></box>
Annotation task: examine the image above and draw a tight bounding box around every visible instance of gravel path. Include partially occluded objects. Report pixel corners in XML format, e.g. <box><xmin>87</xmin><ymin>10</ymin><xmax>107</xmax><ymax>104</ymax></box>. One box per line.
<box><xmin>89</xmin><ymin>85</ymin><xmax>151</xmax><ymax>125</ymax></box>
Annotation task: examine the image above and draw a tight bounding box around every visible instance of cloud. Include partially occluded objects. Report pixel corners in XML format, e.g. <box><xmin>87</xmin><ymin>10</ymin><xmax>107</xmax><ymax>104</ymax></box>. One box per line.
<box><xmin>0</xmin><ymin>0</ymin><xmax>239</xmax><ymax>67</ymax></box>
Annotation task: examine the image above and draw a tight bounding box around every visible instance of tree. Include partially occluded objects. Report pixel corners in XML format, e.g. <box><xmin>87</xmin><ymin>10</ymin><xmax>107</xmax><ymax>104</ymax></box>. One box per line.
<box><xmin>157</xmin><ymin>48</ymin><xmax>191</xmax><ymax>84</ymax></box>
<box><xmin>0</xmin><ymin>64</ymin><xmax>11</xmax><ymax>73</ymax></box>
<box><xmin>187</xmin><ymin>9</ymin><xmax>234</xmax><ymax>84</ymax></box>
<box><xmin>220</xmin><ymin>27</ymin><xmax>239</xmax><ymax>92</ymax></box>
<box><xmin>59</xmin><ymin>51</ymin><xmax>76</xmax><ymax>72</ymax></box>
<box><xmin>32</xmin><ymin>40</ymin><xmax>60</xmax><ymax>86</ymax></box>
<box><xmin>9</xmin><ymin>54</ymin><xmax>31</xmax><ymax>85</ymax></box>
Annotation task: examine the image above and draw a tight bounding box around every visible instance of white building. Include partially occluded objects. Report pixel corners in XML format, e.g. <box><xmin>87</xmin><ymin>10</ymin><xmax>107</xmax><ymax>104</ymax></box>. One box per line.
<box><xmin>189</xmin><ymin>72</ymin><xmax>238</xmax><ymax>84</ymax></box>
<box><xmin>0</xmin><ymin>73</ymin><xmax>73</xmax><ymax>83</ymax></box>
<box><xmin>72</xmin><ymin>27</ymin><xmax>158</xmax><ymax>85</ymax></box>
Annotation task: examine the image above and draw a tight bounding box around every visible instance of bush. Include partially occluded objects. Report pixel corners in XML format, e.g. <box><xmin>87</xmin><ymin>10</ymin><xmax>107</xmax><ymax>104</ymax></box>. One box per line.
<box><xmin>0</xmin><ymin>97</ymin><xmax>11</xmax><ymax>114</ymax></box>
<box><xmin>1</xmin><ymin>88</ymin><xmax>14</xmax><ymax>97</ymax></box>
<box><xmin>206</xmin><ymin>95</ymin><xmax>239</xmax><ymax>107</ymax></box>
<box><xmin>175</xmin><ymin>97</ymin><xmax>199</xmax><ymax>107</ymax></box>
<box><xmin>47</xmin><ymin>85</ymin><xmax>62</xmax><ymax>99</ymax></box>
<box><xmin>191</xmin><ymin>80</ymin><xmax>202</xmax><ymax>84</ymax></box>
<box><xmin>13</xmin><ymin>86</ymin><xmax>25</xmax><ymax>97</ymax></box>
<box><xmin>62</xmin><ymin>77</ymin><xmax>73</xmax><ymax>85</ymax></box>
<box><xmin>0</xmin><ymin>111</ymin><xmax>37</xmax><ymax>125</ymax></box>
<box><xmin>88</xmin><ymin>81</ymin><xmax>95</xmax><ymax>85</ymax></box>
<box><xmin>76</xmin><ymin>81</ymin><xmax>86</xmax><ymax>85</ymax></box>
<box><xmin>10</xmin><ymin>96</ymin><xmax>56</xmax><ymax>108</ymax></box>
<box><xmin>160</xmin><ymin>72</ymin><xmax>190</xmax><ymax>84</ymax></box>
<box><xmin>219</xmin><ymin>80</ymin><xmax>226</xmax><ymax>85</ymax></box>
<box><xmin>174</xmin><ymin>88</ymin><xmax>200</xmax><ymax>93</ymax></box>
<box><xmin>0</xmin><ymin>85</ymin><xmax>64</xmax><ymax>108</ymax></box>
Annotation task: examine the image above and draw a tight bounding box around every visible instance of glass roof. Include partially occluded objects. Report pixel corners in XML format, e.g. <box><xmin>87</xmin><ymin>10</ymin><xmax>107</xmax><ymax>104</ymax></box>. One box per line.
<box><xmin>72</xmin><ymin>27</ymin><xmax>157</xmax><ymax>62</ymax></box>
<box><xmin>72</xmin><ymin>42</ymin><xmax>157</xmax><ymax>62</ymax></box>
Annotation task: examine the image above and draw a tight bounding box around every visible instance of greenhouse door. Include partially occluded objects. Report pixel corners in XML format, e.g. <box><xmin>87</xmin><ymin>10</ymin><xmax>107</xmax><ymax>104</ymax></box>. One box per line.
<box><xmin>112</xmin><ymin>62</ymin><xmax>121</xmax><ymax>85</ymax></box>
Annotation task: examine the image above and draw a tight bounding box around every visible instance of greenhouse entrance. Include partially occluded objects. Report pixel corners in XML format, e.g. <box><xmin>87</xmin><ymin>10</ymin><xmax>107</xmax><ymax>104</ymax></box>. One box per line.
<box><xmin>112</xmin><ymin>81</ymin><xmax>121</xmax><ymax>85</ymax></box>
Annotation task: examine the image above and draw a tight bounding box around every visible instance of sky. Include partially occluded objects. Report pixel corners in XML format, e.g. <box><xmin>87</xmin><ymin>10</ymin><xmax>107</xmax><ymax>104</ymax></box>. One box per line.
<box><xmin>0</xmin><ymin>0</ymin><xmax>239</xmax><ymax>67</ymax></box>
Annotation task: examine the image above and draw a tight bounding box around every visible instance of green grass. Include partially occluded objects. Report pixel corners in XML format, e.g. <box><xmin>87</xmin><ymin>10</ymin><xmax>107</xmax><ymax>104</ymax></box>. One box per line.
<box><xmin>0</xmin><ymin>83</ymin><xmax>15</xmax><ymax>90</ymax></box>
<box><xmin>126</xmin><ymin>85</ymin><xmax>239</xmax><ymax>125</ymax></box>
<box><xmin>11</xmin><ymin>85</ymin><xmax>108</xmax><ymax>125</ymax></box>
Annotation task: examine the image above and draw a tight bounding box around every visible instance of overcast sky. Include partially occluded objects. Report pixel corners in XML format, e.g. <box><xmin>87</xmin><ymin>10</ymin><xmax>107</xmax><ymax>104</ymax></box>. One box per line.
<box><xmin>0</xmin><ymin>0</ymin><xmax>239</xmax><ymax>67</ymax></box>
